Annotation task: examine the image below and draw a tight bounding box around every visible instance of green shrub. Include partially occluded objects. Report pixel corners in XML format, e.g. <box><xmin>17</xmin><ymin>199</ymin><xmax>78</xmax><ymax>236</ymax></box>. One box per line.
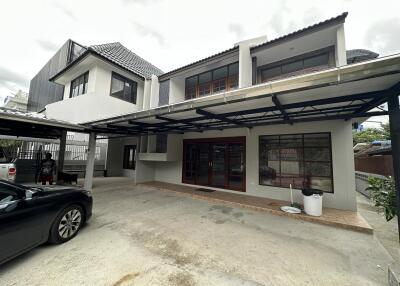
<box><xmin>367</xmin><ymin>176</ymin><xmax>397</xmax><ymax>221</ymax></box>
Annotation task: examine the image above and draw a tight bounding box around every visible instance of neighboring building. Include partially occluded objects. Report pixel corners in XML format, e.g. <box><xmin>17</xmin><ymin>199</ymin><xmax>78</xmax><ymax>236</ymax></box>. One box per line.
<box><xmin>28</xmin><ymin>12</ymin><xmax>400</xmax><ymax>212</ymax></box>
<box><xmin>28</xmin><ymin>40</ymin><xmax>86</xmax><ymax>112</ymax></box>
<box><xmin>354</xmin><ymin>140</ymin><xmax>393</xmax><ymax>197</ymax></box>
<box><xmin>346</xmin><ymin>49</ymin><xmax>379</xmax><ymax>64</ymax></box>
<box><xmin>3</xmin><ymin>90</ymin><xmax>28</xmax><ymax>111</ymax></box>
<box><xmin>354</xmin><ymin>140</ymin><xmax>393</xmax><ymax>177</ymax></box>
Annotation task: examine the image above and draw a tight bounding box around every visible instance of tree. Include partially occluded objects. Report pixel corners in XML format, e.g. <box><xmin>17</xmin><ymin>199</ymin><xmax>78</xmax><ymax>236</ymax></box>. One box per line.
<box><xmin>0</xmin><ymin>139</ymin><xmax>21</xmax><ymax>148</ymax></box>
<box><xmin>352</xmin><ymin>124</ymin><xmax>390</xmax><ymax>145</ymax></box>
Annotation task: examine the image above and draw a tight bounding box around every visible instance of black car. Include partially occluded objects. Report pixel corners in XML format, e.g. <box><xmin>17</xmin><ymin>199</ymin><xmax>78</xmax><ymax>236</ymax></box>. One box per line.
<box><xmin>0</xmin><ymin>180</ymin><xmax>92</xmax><ymax>265</ymax></box>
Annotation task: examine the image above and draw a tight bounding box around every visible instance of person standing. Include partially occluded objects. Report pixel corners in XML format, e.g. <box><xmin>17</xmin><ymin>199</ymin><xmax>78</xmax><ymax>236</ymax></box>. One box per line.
<box><xmin>39</xmin><ymin>153</ymin><xmax>56</xmax><ymax>185</ymax></box>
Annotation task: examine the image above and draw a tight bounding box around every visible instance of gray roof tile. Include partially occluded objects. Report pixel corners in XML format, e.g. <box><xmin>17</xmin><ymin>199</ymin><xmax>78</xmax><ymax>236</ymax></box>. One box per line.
<box><xmin>89</xmin><ymin>42</ymin><xmax>163</xmax><ymax>79</ymax></box>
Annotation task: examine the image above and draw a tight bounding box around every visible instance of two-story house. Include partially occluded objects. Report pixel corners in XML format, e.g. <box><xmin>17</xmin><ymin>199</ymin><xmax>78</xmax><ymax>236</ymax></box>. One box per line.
<box><xmin>30</xmin><ymin>12</ymin><xmax>400</xmax><ymax>211</ymax></box>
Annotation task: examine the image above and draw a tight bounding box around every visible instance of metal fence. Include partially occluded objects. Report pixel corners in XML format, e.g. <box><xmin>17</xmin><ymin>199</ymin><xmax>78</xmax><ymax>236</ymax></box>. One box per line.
<box><xmin>2</xmin><ymin>141</ymin><xmax>101</xmax><ymax>161</ymax></box>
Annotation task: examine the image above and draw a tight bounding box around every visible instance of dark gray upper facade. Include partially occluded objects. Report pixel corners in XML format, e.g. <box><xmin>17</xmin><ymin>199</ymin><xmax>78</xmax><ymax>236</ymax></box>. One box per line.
<box><xmin>28</xmin><ymin>40</ymin><xmax>163</xmax><ymax>112</ymax></box>
<box><xmin>28</xmin><ymin>40</ymin><xmax>86</xmax><ymax>112</ymax></box>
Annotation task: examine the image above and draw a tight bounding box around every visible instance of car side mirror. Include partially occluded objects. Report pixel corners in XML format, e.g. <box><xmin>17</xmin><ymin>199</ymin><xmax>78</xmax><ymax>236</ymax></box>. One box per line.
<box><xmin>25</xmin><ymin>189</ymin><xmax>42</xmax><ymax>200</ymax></box>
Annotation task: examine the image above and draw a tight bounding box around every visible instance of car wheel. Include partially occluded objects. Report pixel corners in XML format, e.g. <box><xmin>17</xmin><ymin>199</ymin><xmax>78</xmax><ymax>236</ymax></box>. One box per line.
<box><xmin>49</xmin><ymin>205</ymin><xmax>84</xmax><ymax>244</ymax></box>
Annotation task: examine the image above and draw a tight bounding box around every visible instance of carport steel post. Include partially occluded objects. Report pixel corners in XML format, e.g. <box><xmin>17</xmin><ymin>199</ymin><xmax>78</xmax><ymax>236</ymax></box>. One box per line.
<box><xmin>388</xmin><ymin>94</ymin><xmax>400</xmax><ymax>242</ymax></box>
<box><xmin>84</xmin><ymin>132</ymin><xmax>97</xmax><ymax>191</ymax></box>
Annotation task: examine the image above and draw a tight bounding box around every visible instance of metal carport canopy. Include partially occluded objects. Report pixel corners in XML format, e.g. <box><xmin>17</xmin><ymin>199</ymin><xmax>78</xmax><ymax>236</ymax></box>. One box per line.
<box><xmin>0</xmin><ymin>108</ymin><xmax>87</xmax><ymax>139</ymax></box>
<box><xmin>86</xmin><ymin>54</ymin><xmax>400</xmax><ymax>136</ymax></box>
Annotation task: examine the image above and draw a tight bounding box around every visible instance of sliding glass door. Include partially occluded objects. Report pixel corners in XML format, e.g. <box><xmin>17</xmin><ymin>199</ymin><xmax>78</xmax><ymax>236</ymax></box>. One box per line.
<box><xmin>211</xmin><ymin>144</ymin><xmax>227</xmax><ymax>188</ymax></box>
<box><xmin>182</xmin><ymin>137</ymin><xmax>245</xmax><ymax>192</ymax></box>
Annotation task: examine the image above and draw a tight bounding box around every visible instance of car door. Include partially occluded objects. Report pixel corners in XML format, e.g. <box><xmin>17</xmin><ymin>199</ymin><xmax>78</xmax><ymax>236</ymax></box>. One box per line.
<box><xmin>0</xmin><ymin>183</ymin><xmax>50</xmax><ymax>263</ymax></box>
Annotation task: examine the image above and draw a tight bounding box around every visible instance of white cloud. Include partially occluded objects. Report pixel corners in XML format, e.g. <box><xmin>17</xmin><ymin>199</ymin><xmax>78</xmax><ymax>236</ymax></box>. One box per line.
<box><xmin>0</xmin><ymin>0</ymin><xmax>399</xmax><ymax>100</ymax></box>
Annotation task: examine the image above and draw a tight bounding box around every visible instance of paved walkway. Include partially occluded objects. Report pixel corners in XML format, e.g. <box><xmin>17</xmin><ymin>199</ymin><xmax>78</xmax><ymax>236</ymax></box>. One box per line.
<box><xmin>140</xmin><ymin>181</ymin><xmax>373</xmax><ymax>234</ymax></box>
<box><xmin>0</xmin><ymin>179</ymin><xmax>393</xmax><ymax>285</ymax></box>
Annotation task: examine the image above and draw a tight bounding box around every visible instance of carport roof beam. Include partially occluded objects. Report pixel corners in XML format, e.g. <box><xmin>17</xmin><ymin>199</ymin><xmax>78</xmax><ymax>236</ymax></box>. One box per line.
<box><xmin>271</xmin><ymin>94</ymin><xmax>293</xmax><ymax>124</ymax></box>
<box><xmin>196</xmin><ymin>109</ymin><xmax>253</xmax><ymax>129</ymax></box>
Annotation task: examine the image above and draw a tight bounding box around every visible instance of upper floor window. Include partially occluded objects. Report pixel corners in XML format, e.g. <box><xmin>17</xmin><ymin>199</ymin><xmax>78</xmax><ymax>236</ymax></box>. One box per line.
<box><xmin>185</xmin><ymin>62</ymin><xmax>239</xmax><ymax>100</ymax></box>
<box><xmin>70</xmin><ymin>72</ymin><xmax>89</xmax><ymax>98</ymax></box>
<box><xmin>68</xmin><ymin>41</ymin><xmax>86</xmax><ymax>64</ymax></box>
<box><xmin>110</xmin><ymin>72</ymin><xmax>137</xmax><ymax>104</ymax></box>
<box><xmin>259</xmin><ymin>50</ymin><xmax>331</xmax><ymax>83</ymax></box>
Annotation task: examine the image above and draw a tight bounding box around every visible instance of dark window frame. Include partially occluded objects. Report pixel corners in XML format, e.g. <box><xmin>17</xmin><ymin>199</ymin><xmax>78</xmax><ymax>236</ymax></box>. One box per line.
<box><xmin>258</xmin><ymin>132</ymin><xmax>334</xmax><ymax>193</ymax></box>
<box><xmin>156</xmin><ymin>134</ymin><xmax>168</xmax><ymax>153</ymax></box>
<box><xmin>257</xmin><ymin>46</ymin><xmax>334</xmax><ymax>84</ymax></box>
<box><xmin>184</xmin><ymin>62</ymin><xmax>239</xmax><ymax>100</ymax></box>
<box><xmin>123</xmin><ymin>145</ymin><xmax>136</xmax><ymax>170</ymax></box>
<box><xmin>69</xmin><ymin>71</ymin><xmax>89</xmax><ymax>98</ymax></box>
<box><xmin>110</xmin><ymin>72</ymin><xmax>138</xmax><ymax>104</ymax></box>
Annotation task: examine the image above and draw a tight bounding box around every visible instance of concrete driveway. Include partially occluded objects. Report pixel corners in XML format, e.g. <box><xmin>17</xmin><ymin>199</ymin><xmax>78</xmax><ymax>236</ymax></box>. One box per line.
<box><xmin>0</xmin><ymin>178</ymin><xmax>394</xmax><ymax>286</ymax></box>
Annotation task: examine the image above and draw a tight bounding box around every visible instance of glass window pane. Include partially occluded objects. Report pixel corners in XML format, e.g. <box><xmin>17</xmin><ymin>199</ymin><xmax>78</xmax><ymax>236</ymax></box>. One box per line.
<box><xmin>199</xmin><ymin>72</ymin><xmax>212</xmax><ymax>84</ymax></box>
<box><xmin>228</xmin><ymin>75</ymin><xmax>238</xmax><ymax>89</ymax></box>
<box><xmin>259</xmin><ymin>133</ymin><xmax>333</xmax><ymax>193</ymax></box>
<box><xmin>123</xmin><ymin>145</ymin><xmax>136</xmax><ymax>169</ymax></box>
<box><xmin>282</xmin><ymin>60</ymin><xmax>303</xmax><ymax>74</ymax></box>
<box><xmin>305</xmin><ymin>162</ymin><xmax>331</xmax><ymax>177</ymax></box>
<box><xmin>213</xmin><ymin>66</ymin><xmax>228</xmax><ymax>80</ymax></box>
<box><xmin>123</xmin><ymin>82</ymin><xmax>131</xmax><ymax>101</ymax></box>
<box><xmin>213</xmin><ymin>78</ymin><xmax>226</xmax><ymax>93</ymax></box>
<box><xmin>111</xmin><ymin>76</ymin><xmax>124</xmax><ymax>94</ymax></box>
<box><xmin>304</xmin><ymin>133</ymin><xmax>330</xmax><ymax>147</ymax></box>
<box><xmin>304</xmin><ymin>147</ymin><xmax>330</xmax><ymax>162</ymax></box>
<box><xmin>229</xmin><ymin>62</ymin><xmax>239</xmax><ymax>75</ymax></box>
<box><xmin>198</xmin><ymin>83</ymin><xmax>211</xmax><ymax>96</ymax></box>
<box><xmin>261</xmin><ymin>66</ymin><xmax>281</xmax><ymax>81</ymax></box>
<box><xmin>279</xmin><ymin>134</ymin><xmax>302</xmax><ymax>148</ymax></box>
<box><xmin>186</xmin><ymin>76</ymin><xmax>197</xmax><ymax>87</ymax></box>
<box><xmin>304</xmin><ymin>54</ymin><xmax>329</xmax><ymax>69</ymax></box>
<box><xmin>110</xmin><ymin>73</ymin><xmax>136</xmax><ymax>103</ymax></box>
<box><xmin>280</xmin><ymin>161</ymin><xmax>304</xmax><ymax>189</ymax></box>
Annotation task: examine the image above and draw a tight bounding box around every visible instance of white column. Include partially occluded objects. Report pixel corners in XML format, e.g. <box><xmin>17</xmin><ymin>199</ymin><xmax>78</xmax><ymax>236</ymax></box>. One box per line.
<box><xmin>335</xmin><ymin>24</ymin><xmax>347</xmax><ymax>67</ymax></box>
<box><xmin>238</xmin><ymin>43</ymin><xmax>252</xmax><ymax>88</ymax></box>
<box><xmin>84</xmin><ymin>132</ymin><xmax>96</xmax><ymax>190</ymax></box>
<box><xmin>238</xmin><ymin>36</ymin><xmax>267</xmax><ymax>88</ymax></box>
<box><xmin>143</xmin><ymin>79</ymin><xmax>152</xmax><ymax>110</ymax></box>
<box><xmin>150</xmin><ymin>74</ymin><xmax>160</xmax><ymax>108</ymax></box>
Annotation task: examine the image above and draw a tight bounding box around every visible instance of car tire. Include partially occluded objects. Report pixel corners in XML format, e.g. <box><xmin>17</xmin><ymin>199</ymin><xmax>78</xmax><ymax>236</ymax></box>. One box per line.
<box><xmin>49</xmin><ymin>204</ymin><xmax>84</xmax><ymax>244</ymax></box>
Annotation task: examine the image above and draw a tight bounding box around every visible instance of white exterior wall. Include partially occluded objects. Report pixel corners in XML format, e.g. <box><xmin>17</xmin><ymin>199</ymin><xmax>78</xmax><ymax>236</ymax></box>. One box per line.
<box><xmin>150</xmin><ymin>75</ymin><xmax>160</xmax><ymax>108</ymax></box>
<box><xmin>152</xmin><ymin>120</ymin><xmax>357</xmax><ymax>211</ymax></box>
<box><xmin>238</xmin><ymin>36</ymin><xmax>267</xmax><ymax>88</ymax></box>
<box><xmin>46</xmin><ymin>60</ymin><xmax>145</xmax><ymax>124</ymax></box>
<box><xmin>238</xmin><ymin>44</ymin><xmax>252</xmax><ymax>88</ymax></box>
<box><xmin>335</xmin><ymin>24</ymin><xmax>347</xmax><ymax>66</ymax></box>
<box><xmin>169</xmin><ymin>77</ymin><xmax>185</xmax><ymax>104</ymax></box>
<box><xmin>106</xmin><ymin>137</ymin><xmax>138</xmax><ymax>178</ymax></box>
<box><xmin>143</xmin><ymin>79</ymin><xmax>152</xmax><ymax>110</ymax></box>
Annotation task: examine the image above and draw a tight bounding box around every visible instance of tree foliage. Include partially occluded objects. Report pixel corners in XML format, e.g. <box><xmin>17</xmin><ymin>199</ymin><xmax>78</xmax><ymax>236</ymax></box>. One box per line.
<box><xmin>352</xmin><ymin>123</ymin><xmax>390</xmax><ymax>145</ymax></box>
<box><xmin>367</xmin><ymin>176</ymin><xmax>397</xmax><ymax>221</ymax></box>
<box><xmin>0</xmin><ymin>139</ymin><xmax>22</xmax><ymax>148</ymax></box>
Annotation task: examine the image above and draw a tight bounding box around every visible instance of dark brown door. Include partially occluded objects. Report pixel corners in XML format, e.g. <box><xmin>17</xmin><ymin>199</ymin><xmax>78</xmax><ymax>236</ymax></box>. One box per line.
<box><xmin>182</xmin><ymin>137</ymin><xmax>245</xmax><ymax>192</ymax></box>
<box><xmin>210</xmin><ymin>144</ymin><xmax>227</xmax><ymax>188</ymax></box>
<box><xmin>228</xmin><ymin>143</ymin><xmax>245</xmax><ymax>191</ymax></box>
<box><xmin>196</xmin><ymin>143</ymin><xmax>210</xmax><ymax>186</ymax></box>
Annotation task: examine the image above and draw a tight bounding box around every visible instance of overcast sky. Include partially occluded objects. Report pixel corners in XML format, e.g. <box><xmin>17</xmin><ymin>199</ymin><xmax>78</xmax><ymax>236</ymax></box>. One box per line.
<box><xmin>0</xmin><ymin>0</ymin><xmax>399</xmax><ymax>104</ymax></box>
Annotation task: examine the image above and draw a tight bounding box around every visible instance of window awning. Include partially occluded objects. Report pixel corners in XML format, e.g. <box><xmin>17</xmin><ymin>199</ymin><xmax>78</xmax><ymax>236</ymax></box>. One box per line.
<box><xmin>85</xmin><ymin>54</ymin><xmax>400</xmax><ymax>137</ymax></box>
